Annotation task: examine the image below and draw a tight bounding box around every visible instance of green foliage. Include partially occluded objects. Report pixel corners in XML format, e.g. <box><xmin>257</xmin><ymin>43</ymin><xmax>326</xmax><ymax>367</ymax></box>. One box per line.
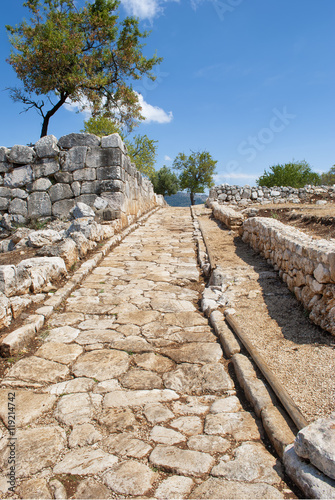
<box><xmin>125</xmin><ymin>134</ymin><xmax>157</xmax><ymax>178</ymax></box>
<box><xmin>257</xmin><ymin>161</ymin><xmax>320</xmax><ymax>188</ymax></box>
<box><xmin>173</xmin><ymin>150</ymin><xmax>217</xmax><ymax>205</ymax></box>
<box><xmin>320</xmin><ymin>166</ymin><xmax>335</xmax><ymax>186</ymax></box>
<box><xmin>82</xmin><ymin>115</ymin><xmax>157</xmax><ymax>177</ymax></box>
<box><xmin>150</xmin><ymin>166</ymin><xmax>179</xmax><ymax>196</ymax></box>
<box><xmin>82</xmin><ymin>115</ymin><xmax>124</xmax><ymax>138</ymax></box>
<box><xmin>6</xmin><ymin>0</ymin><xmax>162</xmax><ymax>136</ymax></box>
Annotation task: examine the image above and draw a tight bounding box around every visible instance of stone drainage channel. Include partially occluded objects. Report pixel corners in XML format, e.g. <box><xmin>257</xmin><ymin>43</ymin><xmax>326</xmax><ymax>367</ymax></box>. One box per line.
<box><xmin>0</xmin><ymin>206</ymin><xmax>313</xmax><ymax>499</ymax></box>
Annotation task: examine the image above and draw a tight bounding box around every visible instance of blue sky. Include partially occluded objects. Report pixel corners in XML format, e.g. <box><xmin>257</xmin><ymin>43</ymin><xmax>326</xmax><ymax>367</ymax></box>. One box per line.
<box><xmin>0</xmin><ymin>0</ymin><xmax>334</xmax><ymax>187</ymax></box>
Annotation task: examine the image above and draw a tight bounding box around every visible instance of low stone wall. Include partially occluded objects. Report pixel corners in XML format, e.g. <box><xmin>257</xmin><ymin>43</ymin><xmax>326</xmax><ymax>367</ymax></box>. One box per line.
<box><xmin>0</xmin><ymin>133</ymin><xmax>161</xmax><ymax>230</ymax></box>
<box><xmin>208</xmin><ymin>201</ymin><xmax>245</xmax><ymax>229</ymax></box>
<box><xmin>242</xmin><ymin>217</ymin><xmax>335</xmax><ymax>335</ymax></box>
<box><xmin>209</xmin><ymin>184</ymin><xmax>335</xmax><ymax>206</ymax></box>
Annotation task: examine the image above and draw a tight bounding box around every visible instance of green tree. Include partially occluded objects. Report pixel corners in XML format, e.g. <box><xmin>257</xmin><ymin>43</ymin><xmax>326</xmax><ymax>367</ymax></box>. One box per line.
<box><xmin>82</xmin><ymin>114</ymin><xmax>124</xmax><ymax>138</ymax></box>
<box><xmin>126</xmin><ymin>134</ymin><xmax>157</xmax><ymax>178</ymax></box>
<box><xmin>150</xmin><ymin>166</ymin><xmax>179</xmax><ymax>196</ymax></box>
<box><xmin>6</xmin><ymin>0</ymin><xmax>162</xmax><ymax>137</ymax></box>
<box><xmin>257</xmin><ymin>161</ymin><xmax>320</xmax><ymax>188</ymax></box>
<box><xmin>173</xmin><ymin>151</ymin><xmax>217</xmax><ymax>205</ymax></box>
<box><xmin>320</xmin><ymin>166</ymin><xmax>335</xmax><ymax>185</ymax></box>
<box><xmin>82</xmin><ymin>115</ymin><xmax>157</xmax><ymax>177</ymax></box>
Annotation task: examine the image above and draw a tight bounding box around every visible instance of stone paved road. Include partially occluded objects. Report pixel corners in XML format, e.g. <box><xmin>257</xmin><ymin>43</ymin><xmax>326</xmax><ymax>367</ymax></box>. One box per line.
<box><xmin>0</xmin><ymin>208</ymin><xmax>296</xmax><ymax>499</ymax></box>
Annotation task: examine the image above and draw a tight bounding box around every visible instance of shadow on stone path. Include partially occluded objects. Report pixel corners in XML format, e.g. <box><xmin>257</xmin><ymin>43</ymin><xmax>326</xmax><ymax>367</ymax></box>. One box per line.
<box><xmin>0</xmin><ymin>208</ymin><xmax>297</xmax><ymax>499</ymax></box>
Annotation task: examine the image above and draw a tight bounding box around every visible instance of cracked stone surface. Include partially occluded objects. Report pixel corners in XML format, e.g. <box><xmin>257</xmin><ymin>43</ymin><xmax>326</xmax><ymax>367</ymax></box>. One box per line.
<box><xmin>0</xmin><ymin>208</ymin><xmax>294</xmax><ymax>499</ymax></box>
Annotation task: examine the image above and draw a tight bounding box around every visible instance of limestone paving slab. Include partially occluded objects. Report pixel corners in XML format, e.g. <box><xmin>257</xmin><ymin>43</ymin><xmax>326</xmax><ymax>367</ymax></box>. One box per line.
<box><xmin>149</xmin><ymin>445</ymin><xmax>215</xmax><ymax>477</ymax></box>
<box><xmin>72</xmin><ymin>348</ymin><xmax>130</xmax><ymax>381</ymax></box>
<box><xmin>0</xmin><ymin>426</ymin><xmax>66</xmax><ymax>478</ymax></box>
<box><xmin>4</xmin><ymin>356</ymin><xmax>70</xmax><ymax>384</ymax></box>
<box><xmin>0</xmin><ymin>390</ymin><xmax>56</xmax><ymax>428</ymax></box>
<box><xmin>103</xmin><ymin>460</ymin><xmax>157</xmax><ymax>496</ymax></box>
<box><xmin>53</xmin><ymin>447</ymin><xmax>118</xmax><ymax>475</ymax></box>
<box><xmin>35</xmin><ymin>341</ymin><xmax>83</xmax><ymax>364</ymax></box>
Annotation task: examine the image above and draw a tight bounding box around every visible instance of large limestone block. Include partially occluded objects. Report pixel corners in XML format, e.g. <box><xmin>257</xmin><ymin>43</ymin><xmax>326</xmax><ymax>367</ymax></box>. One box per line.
<box><xmin>8</xmin><ymin>198</ymin><xmax>27</xmax><ymax>216</ymax></box>
<box><xmin>28</xmin><ymin>229</ymin><xmax>63</xmax><ymax>247</ymax></box>
<box><xmin>52</xmin><ymin>198</ymin><xmax>76</xmax><ymax>217</ymax></box>
<box><xmin>35</xmin><ymin>135</ymin><xmax>60</xmax><ymax>158</ymax></box>
<box><xmin>58</xmin><ymin>133</ymin><xmax>100</xmax><ymax>149</ymax></box>
<box><xmin>48</xmin><ymin>182</ymin><xmax>73</xmax><ymax>202</ymax></box>
<box><xmin>0</xmin><ymin>426</ymin><xmax>66</xmax><ymax>477</ymax></box>
<box><xmin>7</xmin><ymin>145</ymin><xmax>35</xmax><ymax>164</ymax></box>
<box><xmin>27</xmin><ymin>191</ymin><xmax>52</xmax><ymax>217</ymax></box>
<box><xmin>4</xmin><ymin>165</ymin><xmax>33</xmax><ymax>188</ymax></box>
<box><xmin>73</xmin><ymin>167</ymin><xmax>96</xmax><ymax>181</ymax></box>
<box><xmin>0</xmin><ymin>265</ymin><xmax>31</xmax><ymax>297</ymax></box>
<box><xmin>72</xmin><ymin>349</ymin><xmax>130</xmax><ymax>381</ymax></box>
<box><xmin>33</xmin><ymin>159</ymin><xmax>60</xmax><ymax>178</ymax></box>
<box><xmin>97</xmin><ymin>165</ymin><xmax>123</xmax><ymax>181</ymax></box>
<box><xmin>71</xmin><ymin>202</ymin><xmax>95</xmax><ymax>218</ymax></box>
<box><xmin>61</xmin><ymin>146</ymin><xmax>87</xmax><ymax>172</ymax></box>
<box><xmin>101</xmin><ymin>133</ymin><xmax>125</xmax><ymax>150</ymax></box>
<box><xmin>86</xmin><ymin>147</ymin><xmax>123</xmax><ymax>168</ymax></box>
<box><xmin>294</xmin><ymin>414</ymin><xmax>335</xmax><ymax>480</ymax></box>
<box><xmin>0</xmin><ymin>197</ymin><xmax>9</xmax><ymax>210</ymax></box>
<box><xmin>284</xmin><ymin>444</ymin><xmax>335</xmax><ymax>499</ymax></box>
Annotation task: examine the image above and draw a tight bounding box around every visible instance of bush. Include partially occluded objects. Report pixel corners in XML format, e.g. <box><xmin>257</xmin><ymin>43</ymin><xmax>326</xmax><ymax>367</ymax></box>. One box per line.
<box><xmin>257</xmin><ymin>161</ymin><xmax>320</xmax><ymax>188</ymax></box>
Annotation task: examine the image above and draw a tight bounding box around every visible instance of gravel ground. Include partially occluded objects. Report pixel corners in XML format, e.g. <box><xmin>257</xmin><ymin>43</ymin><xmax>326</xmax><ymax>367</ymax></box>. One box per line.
<box><xmin>195</xmin><ymin>205</ymin><xmax>335</xmax><ymax>423</ymax></box>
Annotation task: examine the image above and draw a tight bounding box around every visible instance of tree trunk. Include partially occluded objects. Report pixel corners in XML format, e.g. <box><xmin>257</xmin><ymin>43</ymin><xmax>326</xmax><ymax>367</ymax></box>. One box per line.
<box><xmin>40</xmin><ymin>93</ymin><xmax>68</xmax><ymax>137</ymax></box>
<box><xmin>190</xmin><ymin>192</ymin><xmax>195</xmax><ymax>205</ymax></box>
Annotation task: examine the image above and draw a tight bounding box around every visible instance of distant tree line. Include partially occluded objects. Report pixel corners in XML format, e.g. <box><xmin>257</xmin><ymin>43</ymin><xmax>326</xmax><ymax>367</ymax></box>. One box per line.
<box><xmin>257</xmin><ymin>161</ymin><xmax>335</xmax><ymax>188</ymax></box>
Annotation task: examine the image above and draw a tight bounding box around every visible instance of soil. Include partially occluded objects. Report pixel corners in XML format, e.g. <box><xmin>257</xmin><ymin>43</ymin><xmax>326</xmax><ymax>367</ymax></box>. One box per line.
<box><xmin>251</xmin><ymin>203</ymin><xmax>335</xmax><ymax>240</ymax></box>
<box><xmin>194</xmin><ymin>205</ymin><xmax>335</xmax><ymax>423</ymax></box>
<box><xmin>0</xmin><ymin>247</ymin><xmax>38</xmax><ymax>266</ymax></box>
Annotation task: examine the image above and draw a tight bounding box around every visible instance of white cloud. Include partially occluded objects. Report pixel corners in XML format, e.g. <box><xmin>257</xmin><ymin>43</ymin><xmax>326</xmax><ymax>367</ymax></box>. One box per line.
<box><xmin>121</xmin><ymin>0</ymin><xmax>179</xmax><ymax>19</ymax></box>
<box><xmin>63</xmin><ymin>97</ymin><xmax>92</xmax><ymax>117</ymax></box>
<box><xmin>64</xmin><ymin>93</ymin><xmax>173</xmax><ymax>125</ymax></box>
<box><xmin>164</xmin><ymin>155</ymin><xmax>172</xmax><ymax>161</ymax></box>
<box><xmin>137</xmin><ymin>94</ymin><xmax>173</xmax><ymax>124</ymax></box>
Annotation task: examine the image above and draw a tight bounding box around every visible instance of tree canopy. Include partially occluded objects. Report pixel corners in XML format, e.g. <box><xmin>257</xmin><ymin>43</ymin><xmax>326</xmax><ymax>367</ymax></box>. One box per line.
<box><xmin>6</xmin><ymin>0</ymin><xmax>162</xmax><ymax>137</ymax></box>
<box><xmin>173</xmin><ymin>151</ymin><xmax>217</xmax><ymax>205</ymax></box>
<box><xmin>82</xmin><ymin>115</ymin><xmax>157</xmax><ymax>177</ymax></box>
<box><xmin>257</xmin><ymin>161</ymin><xmax>320</xmax><ymax>188</ymax></box>
<box><xmin>320</xmin><ymin>166</ymin><xmax>335</xmax><ymax>186</ymax></box>
<box><xmin>150</xmin><ymin>166</ymin><xmax>179</xmax><ymax>196</ymax></box>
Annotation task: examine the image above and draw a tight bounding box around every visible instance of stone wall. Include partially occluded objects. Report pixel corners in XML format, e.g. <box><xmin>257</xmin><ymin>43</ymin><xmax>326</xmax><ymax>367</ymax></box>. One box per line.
<box><xmin>209</xmin><ymin>184</ymin><xmax>335</xmax><ymax>206</ymax></box>
<box><xmin>0</xmin><ymin>133</ymin><xmax>161</xmax><ymax>229</ymax></box>
<box><xmin>242</xmin><ymin>217</ymin><xmax>335</xmax><ymax>336</ymax></box>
